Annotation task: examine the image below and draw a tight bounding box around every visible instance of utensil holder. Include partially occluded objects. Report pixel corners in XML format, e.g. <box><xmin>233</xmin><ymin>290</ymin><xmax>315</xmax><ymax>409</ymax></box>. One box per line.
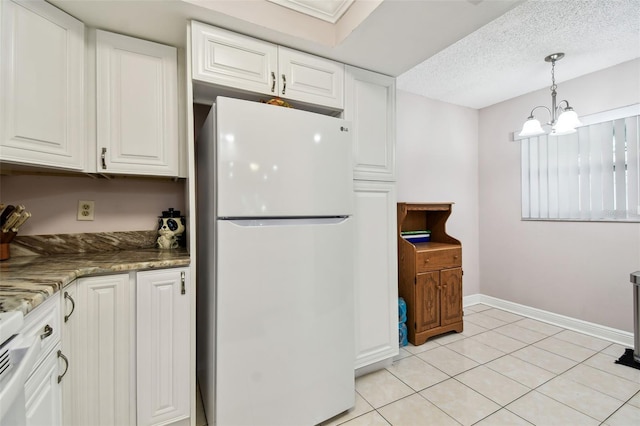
<box><xmin>0</xmin><ymin>231</ymin><xmax>17</xmax><ymax>260</ymax></box>
<box><xmin>0</xmin><ymin>243</ymin><xmax>10</xmax><ymax>261</ymax></box>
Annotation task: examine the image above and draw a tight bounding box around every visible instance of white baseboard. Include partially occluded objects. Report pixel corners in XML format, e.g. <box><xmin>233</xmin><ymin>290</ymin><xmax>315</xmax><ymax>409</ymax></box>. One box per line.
<box><xmin>463</xmin><ymin>294</ymin><xmax>634</xmax><ymax>348</ymax></box>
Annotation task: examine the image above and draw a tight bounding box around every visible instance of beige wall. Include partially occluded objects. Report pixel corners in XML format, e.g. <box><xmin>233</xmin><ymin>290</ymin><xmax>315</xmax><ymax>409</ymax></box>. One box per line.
<box><xmin>0</xmin><ymin>174</ymin><xmax>185</xmax><ymax>235</ymax></box>
<box><xmin>478</xmin><ymin>59</ymin><xmax>640</xmax><ymax>332</ymax></box>
<box><xmin>396</xmin><ymin>90</ymin><xmax>480</xmax><ymax>295</ymax></box>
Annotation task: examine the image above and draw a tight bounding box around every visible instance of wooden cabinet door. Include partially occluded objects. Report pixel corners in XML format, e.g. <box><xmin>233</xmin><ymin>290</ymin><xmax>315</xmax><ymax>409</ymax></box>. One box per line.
<box><xmin>80</xmin><ymin>274</ymin><xmax>133</xmax><ymax>426</ymax></box>
<box><xmin>0</xmin><ymin>0</ymin><xmax>84</xmax><ymax>170</ymax></box>
<box><xmin>96</xmin><ymin>30</ymin><xmax>178</xmax><ymax>176</ymax></box>
<box><xmin>353</xmin><ymin>181</ymin><xmax>398</xmax><ymax>370</ymax></box>
<box><xmin>278</xmin><ymin>46</ymin><xmax>344</xmax><ymax>109</ymax></box>
<box><xmin>344</xmin><ymin>66</ymin><xmax>396</xmax><ymax>181</ymax></box>
<box><xmin>137</xmin><ymin>268</ymin><xmax>190</xmax><ymax>426</ymax></box>
<box><xmin>441</xmin><ymin>268</ymin><xmax>463</xmax><ymax>326</ymax></box>
<box><xmin>416</xmin><ymin>272</ymin><xmax>440</xmax><ymax>332</ymax></box>
<box><xmin>191</xmin><ymin>21</ymin><xmax>278</xmax><ymax>96</ymax></box>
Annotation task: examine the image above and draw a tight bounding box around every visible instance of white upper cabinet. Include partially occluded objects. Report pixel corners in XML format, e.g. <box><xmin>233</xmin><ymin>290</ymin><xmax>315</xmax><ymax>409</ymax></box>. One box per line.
<box><xmin>96</xmin><ymin>30</ymin><xmax>179</xmax><ymax>176</ymax></box>
<box><xmin>277</xmin><ymin>46</ymin><xmax>343</xmax><ymax>109</ymax></box>
<box><xmin>191</xmin><ymin>21</ymin><xmax>344</xmax><ymax>110</ymax></box>
<box><xmin>0</xmin><ymin>0</ymin><xmax>84</xmax><ymax>170</ymax></box>
<box><xmin>192</xmin><ymin>22</ymin><xmax>278</xmax><ymax>96</ymax></box>
<box><xmin>345</xmin><ymin>66</ymin><xmax>396</xmax><ymax>181</ymax></box>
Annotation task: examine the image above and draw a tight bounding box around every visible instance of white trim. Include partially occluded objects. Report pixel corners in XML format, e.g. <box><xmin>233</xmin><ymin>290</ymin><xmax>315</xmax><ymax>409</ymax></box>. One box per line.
<box><xmin>463</xmin><ymin>294</ymin><xmax>634</xmax><ymax>347</ymax></box>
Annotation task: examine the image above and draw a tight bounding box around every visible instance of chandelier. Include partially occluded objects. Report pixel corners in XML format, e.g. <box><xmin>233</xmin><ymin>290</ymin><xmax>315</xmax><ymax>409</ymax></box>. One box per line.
<box><xmin>519</xmin><ymin>53</ymin><xmax>582</xmax><ymax>137</ymax></box>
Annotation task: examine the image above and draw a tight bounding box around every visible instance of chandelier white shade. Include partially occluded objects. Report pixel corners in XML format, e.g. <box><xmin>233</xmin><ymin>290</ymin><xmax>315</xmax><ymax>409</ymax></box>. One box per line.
<box><xmin>518</xmin><ymin>53</ymin><xmax>582</xmax><ymax>137</ymax></box>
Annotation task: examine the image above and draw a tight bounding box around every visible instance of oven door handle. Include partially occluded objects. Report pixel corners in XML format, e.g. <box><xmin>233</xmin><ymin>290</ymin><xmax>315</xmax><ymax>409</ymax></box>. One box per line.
<box><xmin>0</xmin><ymin>336</ymin><xmax>41</xmax><ymax>422</ymax></box>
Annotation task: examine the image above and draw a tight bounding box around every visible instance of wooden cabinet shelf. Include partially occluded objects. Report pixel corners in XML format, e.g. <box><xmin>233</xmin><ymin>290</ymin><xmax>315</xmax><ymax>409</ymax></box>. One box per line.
<box><xmin>397</xmin><ymin>202</ymin><xmax>463</xmax><ymax>345</ymax></box>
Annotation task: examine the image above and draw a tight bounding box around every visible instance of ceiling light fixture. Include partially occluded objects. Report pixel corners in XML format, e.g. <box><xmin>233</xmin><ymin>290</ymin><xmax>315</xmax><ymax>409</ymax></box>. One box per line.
<box><xmin>519</xmin><ymin>53</ymin><xmax>582</xmax><ymax>137</ymax></box>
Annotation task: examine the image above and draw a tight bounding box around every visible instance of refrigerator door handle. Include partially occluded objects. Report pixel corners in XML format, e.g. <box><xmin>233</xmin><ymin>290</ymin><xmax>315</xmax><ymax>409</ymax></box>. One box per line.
<box><xmin>224</xmin><ymin>217</ymin><xmax>349</xmax><ymax>227</ymax></box>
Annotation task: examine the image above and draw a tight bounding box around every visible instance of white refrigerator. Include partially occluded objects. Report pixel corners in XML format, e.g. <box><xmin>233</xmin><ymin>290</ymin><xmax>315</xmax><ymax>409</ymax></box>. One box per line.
<box><xmin>196</xmin><ymin>97</ymin><xmax>355</xmax><ymax>425</ymax></box>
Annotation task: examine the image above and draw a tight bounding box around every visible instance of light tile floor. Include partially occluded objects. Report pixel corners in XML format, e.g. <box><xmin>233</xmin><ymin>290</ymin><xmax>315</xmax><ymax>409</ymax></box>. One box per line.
<box><xmin>324</xmin><ymin>304</ymin><xmax>640</xmax><ymax>426</ymax></box>
<box><xmin>196</xmin><ymin>304</ymin><xmax>640</xmax><ymax>426</ymax></box>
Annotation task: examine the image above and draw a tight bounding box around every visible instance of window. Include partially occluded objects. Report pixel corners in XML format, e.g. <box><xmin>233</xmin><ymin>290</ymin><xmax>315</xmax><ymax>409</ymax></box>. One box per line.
<box><xmin>517</xmin><ymin>105</ymin><xmax>640</xmax><ymax>222</ymax></box>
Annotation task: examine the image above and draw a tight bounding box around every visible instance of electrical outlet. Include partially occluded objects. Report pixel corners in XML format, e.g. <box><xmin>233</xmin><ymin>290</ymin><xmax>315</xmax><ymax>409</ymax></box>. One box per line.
<box><xmin>77</xmin><ymin>200</ymin><xmax>95</xmax><ymax>221</ymax></box>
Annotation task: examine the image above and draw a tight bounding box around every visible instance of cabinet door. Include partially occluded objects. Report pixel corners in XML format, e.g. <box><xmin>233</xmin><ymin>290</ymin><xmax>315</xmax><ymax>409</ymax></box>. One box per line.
<box><xmin>79</xmin><ymin>274</ymin><xmax>132</xmax><ymax>426</ymax></box>
<box><xmin>61</xmin><ymin>283</ymin><xmax>81</xmax><ymax>426</ymax></box>
<box><xmin>0</xmin><ymin>0</ymin><xmax>84</xmax><ymax>170</ymax></box>
<box><xmin>96</xmin><ymin>30</ymin><xmax>178</xmax><ymax>176</ymax></box>
<box><xmin>191</xmin><ymin>21</ymin><xmax>278</xmax><ymax>96</ymax></box>
<box><xmin>25</xmin><ymin>343</ymin><xmax>62</xmax><ymax>426</ymax></box>
<box><xmin>278</xmin><ymin>46</ymin><xmax>344</xmax><ymax>109</ymax></box>
<box><xmin>344</xmin><ymin>66</ymin><xmax>396</xmax><ymax>180</ymax></box>
<box><xmin>441</xmin><ymin>268</ymin><xmax>463</xmax><ymax>326</ymax></box>
<box><xmin>416</xmin><ymin>272</ymin><xmax>440</xmax><ymax>332</ymax></box>
<box><xmin>137</xmin><ymin>268</ymin><xmax>190</xmax><ymax>426</ymax></box>
<box><xmin>353</xmin><ymin>181</ymin><xmax>398</xmax><ymax>370</ymax></box>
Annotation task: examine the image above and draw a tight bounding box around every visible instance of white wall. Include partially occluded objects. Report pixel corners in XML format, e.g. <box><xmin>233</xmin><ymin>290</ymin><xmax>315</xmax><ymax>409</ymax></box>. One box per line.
<box><xmin>396</xmin><ymin>90</ymin><xmax>480</xmax><ymax>295</ymax></box>
<box><xmin>0</xmin><ymin>175</ymin><xmax>185</xmax><ymax>235</ymax></box>
<box><xmin>478</xmin><ymin>59</ymin><xmax>640</xmax><ymax>332</ymax></box>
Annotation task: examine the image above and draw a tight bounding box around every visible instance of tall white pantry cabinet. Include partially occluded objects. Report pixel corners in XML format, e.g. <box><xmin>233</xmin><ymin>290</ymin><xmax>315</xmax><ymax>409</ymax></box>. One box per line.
<box><xmin>345</xmin><ymin>66</ymin><xmax>399</xmax><ymax>372</ymax></box>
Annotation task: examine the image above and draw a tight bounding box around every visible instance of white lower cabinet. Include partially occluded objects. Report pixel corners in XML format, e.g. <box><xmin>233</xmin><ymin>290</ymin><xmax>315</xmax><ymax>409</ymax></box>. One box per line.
<box><xmin>22</xmin><ymin>295</ymin><xmax>63</xmax><ymax>426</ymax></box>
<box><xmin>353</xmin><ymin>181</ymin><xmax>399</xmax><ymax>371</ymax></box>
<box><xmin>136</xmin><ymin>268</ymin><xmax>190</xmax><ymax>426</ymax></box>
<box><xmin>25</xmin><ymin>343</ymin><xmax>62</xmax><ymax>426</ymax></box>
<box><xmin>61</xmin><ymin>282</ymin><xmax>80</xmax><ymax>426</ymax></box>
<box><xmin>80</xmin><ymin>273</ymin><xmax>133</xmax><ymax>426</ymax></box>
<box><xmin>60</xmin><ymin>267</ymin><xmax>190</xmax><ymax>426</ymax></box>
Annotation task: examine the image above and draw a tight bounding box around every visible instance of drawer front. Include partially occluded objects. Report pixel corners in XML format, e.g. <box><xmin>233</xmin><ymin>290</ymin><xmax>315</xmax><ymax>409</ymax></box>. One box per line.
<box><xmin>22</xmin><ymin>295</ymin><xmax>61</xmax><ymax>373</ymax></box>
<box><xmin>416</xmin><ymin>248</ymin><xmax>461</xmax><ymax>272</ymax></box>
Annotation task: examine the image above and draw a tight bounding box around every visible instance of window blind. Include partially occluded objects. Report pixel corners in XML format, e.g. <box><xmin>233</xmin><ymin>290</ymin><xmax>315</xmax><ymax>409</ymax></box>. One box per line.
<box><xmin>520</xmin><ymin>115</ymin><xmax>640</xmax><ymax>222</ymax></box>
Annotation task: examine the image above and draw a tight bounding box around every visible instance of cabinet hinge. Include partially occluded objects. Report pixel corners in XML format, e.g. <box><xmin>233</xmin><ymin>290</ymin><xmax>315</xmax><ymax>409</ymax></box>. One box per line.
<box><xmin>414</xmin><ymin>277</ymin><xmax>417</xmax><ymax>285</ymax></box>
<box><xmin>181</xmin><ymin>271</ymin><xmax>186</xmax><ymax>295</ymax></box>
<box><xmin>414</xmin><ymin>322</ymin><xmax>417</xmax><ymax>330</ymax></box>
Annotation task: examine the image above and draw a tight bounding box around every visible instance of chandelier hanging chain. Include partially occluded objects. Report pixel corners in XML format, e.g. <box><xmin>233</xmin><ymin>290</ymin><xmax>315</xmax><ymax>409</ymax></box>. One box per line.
<box><xmin>550</xmin><ymin>58</ymin><xmax>557</xmax><ymax>93</ymax></box>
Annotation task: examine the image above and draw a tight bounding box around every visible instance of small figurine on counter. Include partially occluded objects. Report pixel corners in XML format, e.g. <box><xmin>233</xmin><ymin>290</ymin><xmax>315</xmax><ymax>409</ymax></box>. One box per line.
<box><xmin>156</xmin><ymin>208</ymin><xmax>185</xmax><ymax>250</ymax></box>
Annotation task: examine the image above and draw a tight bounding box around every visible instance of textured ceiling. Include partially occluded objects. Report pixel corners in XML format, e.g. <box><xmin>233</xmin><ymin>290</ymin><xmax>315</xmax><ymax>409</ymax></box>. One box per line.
<box><xmin>397</xmin><ymin>0</ymin><xmax>640</xmax><ymax>109</ymax></box>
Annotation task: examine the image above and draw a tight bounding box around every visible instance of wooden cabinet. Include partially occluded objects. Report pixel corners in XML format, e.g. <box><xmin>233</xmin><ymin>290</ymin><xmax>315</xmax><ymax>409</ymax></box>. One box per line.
<box><xmin>136</xmin><ymin>268</ymin><xmax>190</xmax><ymax>426</ymax></box>
<box><xmin>191</xmin><ymin>21</ymin><xmax>344</xmax><ymax>109</ymax></box>
<box><xmin>96</xmin><ymin>30</ymin><xmax>179</xmax><ymax>176</ymax></box>
<box><xmin>344</xmin><ymin>66</ymin><xmax>396</xmax><ymax>181</ymax></box>
<box><xmin>397</xmin><ymin>203</ymin><xmax>463</xmax><ymax>345</ymax></box>
<box><xmin>0</xmin><ymin>0</ymin><xmax>84</xmax><ymax>170</ymax></box>
<box><xmin>353</xmin><ymin>181</ymin><xmax>398</xmax><ymax>371</ymax></box>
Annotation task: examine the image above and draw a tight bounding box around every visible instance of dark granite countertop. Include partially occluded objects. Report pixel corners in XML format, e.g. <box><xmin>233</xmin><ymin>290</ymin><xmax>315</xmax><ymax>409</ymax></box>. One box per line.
<box><xmin>0</xmin><ymin>234</ymin><xmax>190</xmax><ymax>316</ymax></box>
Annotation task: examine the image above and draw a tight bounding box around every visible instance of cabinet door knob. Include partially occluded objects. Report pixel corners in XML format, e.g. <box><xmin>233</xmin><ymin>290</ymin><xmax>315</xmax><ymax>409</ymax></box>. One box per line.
<box><xmin>41</xmin><ymin>324</ymin><xmax>53</xmax><ymax>340</ymax></box>
<box><xmin>57</xmin><ymin>350</ymin><xmax>69</xmax><ymax>384</ymax></box>
<box><xmin>281</xmin><ymin>74</ymin><xmax>287</xmax><ymax>95</ymax></box>
<box><xmin>270</xmin><ymin>71</ymin><xmax>276</xmax><ymax>93</ymax></box>
<box><xmin>64</xmin><ymin>291</ymin><xmax>75</xmax><ymax>323</ymax></box>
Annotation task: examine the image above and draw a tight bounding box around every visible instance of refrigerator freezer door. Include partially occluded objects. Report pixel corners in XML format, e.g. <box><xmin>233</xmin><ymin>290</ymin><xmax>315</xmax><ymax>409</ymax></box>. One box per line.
<box><xmin>216</xmin><ymin>97</ymin><xmax>353</xmax><ymax>218</ymax></box>
<box><xmin>215</xmin><ymin>218</ymin><xmax>355</xmax><ymax>425</ymax></box>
